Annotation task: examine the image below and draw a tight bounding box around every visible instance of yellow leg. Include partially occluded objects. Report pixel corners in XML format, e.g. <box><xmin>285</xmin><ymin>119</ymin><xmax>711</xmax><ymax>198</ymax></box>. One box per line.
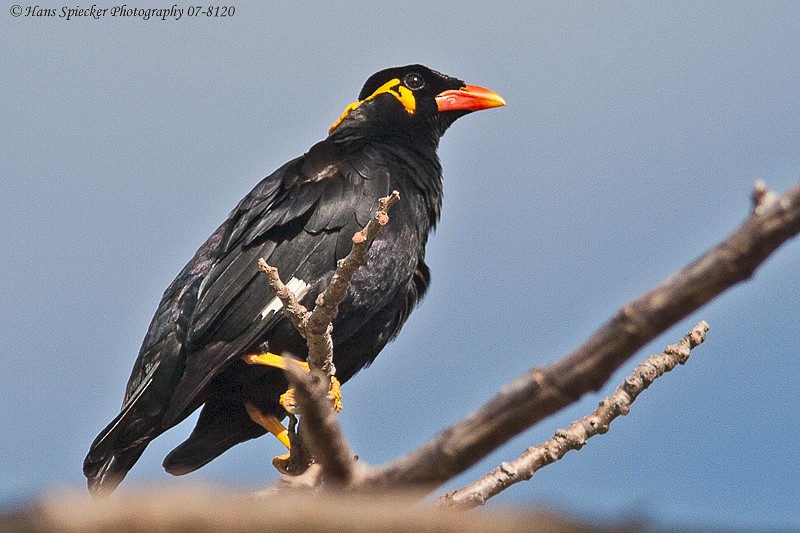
<box><xmin>244</xmin><ymin>401</ymin><xmax>292</xmax><ymax>472</ymax></box>
<box><xmin>244</xmin><ymin>402</ymin><xmax>290</xmax><ymax>449</ymax></box>
<box><xmin>243</xmin><ymin>352</ymin><xmax>310</xmax><ymax>372</ymax></box>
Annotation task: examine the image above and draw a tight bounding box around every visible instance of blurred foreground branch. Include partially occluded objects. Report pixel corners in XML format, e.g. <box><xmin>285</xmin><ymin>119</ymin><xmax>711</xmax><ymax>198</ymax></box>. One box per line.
<box><xmin>5</xmin><ymin>490</ymin><xmax>640</xmax><ymax>533</ymax></box>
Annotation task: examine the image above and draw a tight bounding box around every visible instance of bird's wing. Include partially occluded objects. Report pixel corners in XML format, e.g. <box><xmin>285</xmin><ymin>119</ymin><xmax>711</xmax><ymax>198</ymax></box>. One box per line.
<box><xmin>119</xmin><ymin>160</ymin><xmax>289</xmax><ymax>409</ymax></box>
<box><xmin>84</xmin><ymin>160</ymin><xmax>290</xmax><ymax>491</ymax></box>
<box><xmin>159</xmin><ymin>140</ymin><xmax>393</xmax><ymax>423</ymax></box>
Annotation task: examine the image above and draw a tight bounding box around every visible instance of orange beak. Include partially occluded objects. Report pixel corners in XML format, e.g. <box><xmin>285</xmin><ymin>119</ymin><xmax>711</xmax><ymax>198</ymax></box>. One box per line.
<box><xmin>435</xmin><ymin>84</ymin><xmax>506</xmax><ymax>112</ymax></box>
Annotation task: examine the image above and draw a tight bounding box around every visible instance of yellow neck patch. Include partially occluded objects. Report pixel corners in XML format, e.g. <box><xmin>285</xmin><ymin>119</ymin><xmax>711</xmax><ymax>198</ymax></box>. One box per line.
<box><xmin>329</xmin><ymin>78</ymin><xmax>416</xmax><ymax>133</ymax></box>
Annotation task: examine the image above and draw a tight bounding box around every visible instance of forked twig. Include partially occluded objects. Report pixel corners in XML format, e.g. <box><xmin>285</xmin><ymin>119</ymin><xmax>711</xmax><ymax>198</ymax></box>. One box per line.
<box><xmin>257</xmin><ymin>191</ymin><xmax>401</xmax><ymax>482</ymax></box>
<box><xmin>440</xmin><ymin>321</ymin><xmax>709</xmax><ymax>509</ymax></box>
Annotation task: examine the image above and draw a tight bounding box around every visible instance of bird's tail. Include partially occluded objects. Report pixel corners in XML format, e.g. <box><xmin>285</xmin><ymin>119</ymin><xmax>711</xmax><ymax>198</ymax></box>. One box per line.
<box><xmin>82</xmin><ymin>404</ymin><xmax>156</xmax><ymax>496</ymax></box>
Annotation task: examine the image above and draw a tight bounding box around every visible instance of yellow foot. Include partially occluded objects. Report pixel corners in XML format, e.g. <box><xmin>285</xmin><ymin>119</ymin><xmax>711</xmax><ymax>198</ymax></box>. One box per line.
<box><xmin>328</xmin><ymin>376</ymin><xmax>343</xmax><ymax>413</ymax></box>
<box><xmin>278</xmin><ymin>376</ymin><xmax>342</xmax><ymax>413</ymax></box>
<box><xmin>242</xmin><ymin>352</ymin><xmax>343</xmax><ymax>413</ymax></box>
<box><xmin>279</xmin><ymin>387</ymin><xmax>298</xmax><ymax>414</ymax></box>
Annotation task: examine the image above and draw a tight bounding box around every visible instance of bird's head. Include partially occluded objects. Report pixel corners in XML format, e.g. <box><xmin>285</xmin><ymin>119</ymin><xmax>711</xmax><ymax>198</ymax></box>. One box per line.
<box><xmin>328</xmin><ymin>64</ymin><xmax>505</xmax><ymax>142</ymax></box>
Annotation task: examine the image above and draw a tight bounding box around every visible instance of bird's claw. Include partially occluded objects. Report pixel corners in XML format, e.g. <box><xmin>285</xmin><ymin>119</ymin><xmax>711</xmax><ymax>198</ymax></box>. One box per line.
<box><xmin>272</xmin><ymin>452</ymin><xmax>292</xmax><ymax>474</ymax></box>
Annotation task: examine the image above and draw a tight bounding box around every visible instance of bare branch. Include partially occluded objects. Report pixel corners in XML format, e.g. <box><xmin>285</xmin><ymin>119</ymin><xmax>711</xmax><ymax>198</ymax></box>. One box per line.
<box><xmin>440</xmin><ymin>321</ymin><xmax>709</xmax><ymax>509</ymax></box>
<box><xmin>359</xmin><ymin>180</ymin><xmax>800</xmax><ymax>492</ymax></box>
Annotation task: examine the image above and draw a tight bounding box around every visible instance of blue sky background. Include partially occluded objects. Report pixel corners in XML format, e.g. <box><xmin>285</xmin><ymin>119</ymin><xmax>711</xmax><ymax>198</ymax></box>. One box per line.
<box><xmin>2</xmin><ymin>2</ymin><xmax>799</xmax><ymax>531</ymax></box>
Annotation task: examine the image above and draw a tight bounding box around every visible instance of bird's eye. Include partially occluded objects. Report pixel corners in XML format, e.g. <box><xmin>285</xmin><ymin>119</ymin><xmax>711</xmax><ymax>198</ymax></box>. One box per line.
<box><xmin>403</xmin><ymin>73</ymin><xmax>425</xmax><ymax>91</ymax></box>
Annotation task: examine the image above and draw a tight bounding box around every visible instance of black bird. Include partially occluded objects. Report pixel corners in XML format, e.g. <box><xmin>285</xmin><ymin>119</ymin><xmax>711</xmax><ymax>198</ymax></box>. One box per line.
<box><xmin>83</xmin><ymin>65</ymin><xmax>505</xmax><ymax>494</ymax></box>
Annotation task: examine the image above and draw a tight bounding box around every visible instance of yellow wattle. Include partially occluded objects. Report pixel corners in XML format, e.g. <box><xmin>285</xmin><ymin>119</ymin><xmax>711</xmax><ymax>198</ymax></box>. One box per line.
<box><xmin>329</xmin><ymin>78</ymin><xmax>416</xmax><ymax>133</ymax></box>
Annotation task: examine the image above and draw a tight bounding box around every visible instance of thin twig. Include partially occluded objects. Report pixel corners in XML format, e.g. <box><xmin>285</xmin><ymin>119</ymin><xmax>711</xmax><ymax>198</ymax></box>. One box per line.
<box><xmin>359</xmin><ymin>180</ymin><xmax>800</xmax><ymax>492</ymax></box>
<box><xmin>440</xmin><ymin>321</ymin><xmax>709</xmax><ymax>509</ymax></box>
<box><xmin>256</xmin><ymin>192</ymin><xmax>401</xmax><ymax>482</ymax></box>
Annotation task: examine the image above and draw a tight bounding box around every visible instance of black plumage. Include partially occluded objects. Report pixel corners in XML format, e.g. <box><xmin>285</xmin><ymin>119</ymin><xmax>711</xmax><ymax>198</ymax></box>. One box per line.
<box><xmin>83</xmin><ymin>65</ymin><xmax>504</xmax><ymax>493</ymax></box>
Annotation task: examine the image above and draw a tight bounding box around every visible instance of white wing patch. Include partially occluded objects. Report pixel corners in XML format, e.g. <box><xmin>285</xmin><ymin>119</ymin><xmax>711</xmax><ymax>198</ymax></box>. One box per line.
<box><xmin>260</xmin><ymin>277</ymin><xmax>311</xmax><ymax>319</ymax></box>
